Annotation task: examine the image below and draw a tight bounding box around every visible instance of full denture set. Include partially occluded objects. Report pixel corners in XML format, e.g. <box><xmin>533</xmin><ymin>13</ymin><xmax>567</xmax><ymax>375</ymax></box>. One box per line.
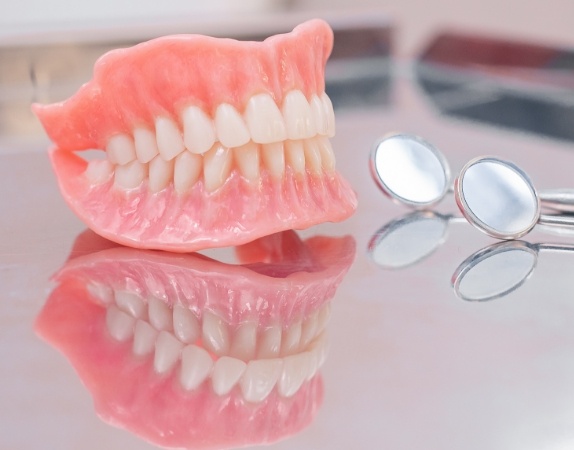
<box><xmin>34</xmin><ymin>19</ymin><xmax>356</xmax><ymax>448</ymax></box>
<box><xmin>36</xmin><ymin>231</ymin><xmax>355</xmax><ymax>448</ymax></box>
<box><xmin>33</xmin><ymin>19</ymin><xmax>357</xmax><ymax>252</ymax></box>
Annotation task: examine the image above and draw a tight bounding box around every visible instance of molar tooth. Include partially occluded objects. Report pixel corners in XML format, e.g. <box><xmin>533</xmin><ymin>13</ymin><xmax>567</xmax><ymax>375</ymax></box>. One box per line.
<box><xmin>85</xmin><ymin>159</ymin><xmax>113</xmax><ymax>184</ymax></box>
<box><xmin>203</xmin><ymin>144</ymin><xmax>232</xmax><ymax>192</ymax></box>
<box><xmin>114</xmin><ymin>160</ymin><xmax>146</xmax><ymax>189</ymax></box>
<box><xmin>233</xmin><ymin>142</ymin><xmax>260</xmax><ymax>183</ymax></box>
<box><xmin>229</xmin><ymin>322</ymin><xmax>257</xmax><ymax>361</ymax></box>
<box><xmin>257</xmin><ymin>325</ymin><xmax>282</xmax><ymax>359</ymax></box>
<box><xmin>317</xmin><ymin>137</ymin><xmax>336</xmax><ymax>173</ymax></box>
<box><xmin>173</xmin><ymin>304</ymin><xmax>200</xmax><ymax>344</ymax></box>
<box><xmin>106</xmin><ymin>133</ymin><xmax>136</xmax><ymax>165</ymax></box>
<box><xmin>202</xmin><ymin>311</ymin><xmax>229</xmax><ymax>356</ymax></box>
<box><xmin>303</xmin><ymin>139</ymin><xmax>322</xmax><ymax>175</ymax></box>
<box><xmin>179</xmin><ymin>345</ymin><xmax>213</xmax><ymax>390</ymax></box>
<box><xmin>278</xmin><ymin>352</ymin><xmax>312</xmax><ymax>398</ymax></box>
<box><xmin>148</xmin><ymin>296</ymin><xmax>173</xmax><ymax>331</ymax></box>
<box><xmin>282</xmin><ymin>90</ymin><xmax>316</xmax><ymax>139</ymax></box>
<box><xmin>284</xmin><ymin>140</ymin><xmax>305</xmax><ymax>175</ymax></box>
<box><xmin>321</xmin><ymin>92</ymin><xmax>336</xmax><ymax>137</ymax></box>
<box><xmin>182</xmin><ymin>105</ymin><xmax>216</xmax><ymax>154</ymax></box>
<box><xmin>154</xmin><ymin>331</ymin><xmax>183</xmax><ymax>374</ymax></box>
<box><xmin>106</xmin><ymin>305</ymin><xmax>136</xmax><ymax>342</ymax></box>
<box><xmin>134</xmin><ymin>127</ymin><xmax>159</xmax><ymax>163</ymax></box>
<box><xmin>240</xmin><ymin>359</ymin><xmax>283</xmax><ymax>403</ymax></box>
<box><xmin>155</xmin><ymin>116</ymin><xmax>185</xmax><ymax>161</ymax></box>
<box><xmin>244</xmin><ymin>93</ymin><xmax>286</xmax><ymax>144</ymax></box>
<box><xmin>261</xmin><ymin>142</ymin><xmax>285</xmax><ymax>179</ymax></box>
<box><xmin>148</xmin><ymin>154</ymin><xmax>174</xmax><ymax>192</ymax></box>
<box><xmin>114</xmin><ymin>290</ymin><xmax>146</xmax><ymax>319</ymax></box>
<box><xmin>174</xmin><ymin>151</ymin><xmax>202</xmax><ymax>194</ymax></box>
<box><xmin>133</xmin><ymin>320</ymin><xmax>159</xmax><ymax>356</ymax></box>
<box><xmin>215</xmin><ymin>103</ymin><xmax>250</xmax><ymax>148</ymax></box>
<box><xmin>310</xmin><ymin>94</ymin><xmax>327</xmax><ymax>135</ymax></box>
<box><xmin>280</xmin><ymin>321</ymin><xmax>302</xmax><ymax>355</ymax></box>
<box><xmin>212</xmin><ymin>356</ymin><xmax>247</xmax><ymax>396</ymax></box>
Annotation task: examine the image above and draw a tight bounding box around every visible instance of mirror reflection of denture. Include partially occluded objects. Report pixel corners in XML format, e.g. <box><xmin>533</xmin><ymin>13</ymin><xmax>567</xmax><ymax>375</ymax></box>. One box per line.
<box><xmin>35</xmin><ymin>229</ymin><xmax>355</xmax><ymax>449</ymax></box>
<box><xmin>32</xmin><ymin>20</ymin><xmax>356</xmax><ymax>253</ymax></box>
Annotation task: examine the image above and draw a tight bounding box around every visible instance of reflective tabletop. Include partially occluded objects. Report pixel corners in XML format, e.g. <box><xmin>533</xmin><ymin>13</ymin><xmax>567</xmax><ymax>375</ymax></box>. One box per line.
<box><xmin>3</xmin><ymin>19</ymin><xmax>574</xmax><ymax>450</ymax></box>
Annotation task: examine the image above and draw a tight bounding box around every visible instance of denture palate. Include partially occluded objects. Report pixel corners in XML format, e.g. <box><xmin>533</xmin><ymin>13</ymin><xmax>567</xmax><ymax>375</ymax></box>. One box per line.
<box><xmin>99</xmin><ymin>284</ymin><xmax>331</xmax><ymax>403</ymax></box>
<box><xmin>85</xmin><ymin>90</ymin><xmax>337</xmax><ymax>193</ymax></box>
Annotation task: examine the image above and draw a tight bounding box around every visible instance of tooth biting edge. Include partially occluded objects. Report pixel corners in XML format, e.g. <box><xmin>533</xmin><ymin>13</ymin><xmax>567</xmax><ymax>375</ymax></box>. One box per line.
<box><xmin>282</xmin><ymin>90</ymin><xmax>316</xmax><ymax>140</ymax></box>
<box><xmin>134</xmin><ymin>127</ymin><xmax>159</xmax><ymax>163</ymax></box>
<box><xmin>240</xmin><ymin>358</ymin><xmax>283</xmax><ymax>403</ymax></box>
<box><xmin>215</xmin><ymin>103</ymin><xmax>251</xmax><ymax>148</ymax></box>
<box><xmin>156</xmin><ymin>116</ymin><xmax>185</xmax><ymax>161</ymax></box>
<box><xmin>203</xmin><ymin>144</ymin><xmax>233</xmax><ymax>192</ymax></box>
<box><xmin>180</xmin><ymin>344</ymin><xmax>213</xmax><ymax>390</ymax></box>
<box><xmin>148</xmin><ymin>155</ymin><xmax>174</xmax><ymax>193</ymax></box>
<box><xmin>114</xmin><ymin>160</ymin><xmax>146</xmax><ymax>189</ymax></box>
<box><xmin>107</xmin><ymin>133</ymin><xmax>136</xmax><ymax>165</ymax></box>
<box><xmin>233</xmin><ymin>142</ymin><xmax>260</xmax><ymax>182</ymax></box>
<box><xmin>174</xmin><ymin>151</ymin><xmax>202</xmax><ymax>194</ymax></box>
<box><xmin>212</xmin><ymin>356</ymin><xmax>247</xmax><ymax>395</ymax></box>
<box><xmin>154</xmin><ymin>330</ymin><xmax>184</xmax><ymax>374</ymax></box>
<box><xmin>183</xmin><ymin>106</ymin><xmax>216</xmax><ymax>154</ymax></box>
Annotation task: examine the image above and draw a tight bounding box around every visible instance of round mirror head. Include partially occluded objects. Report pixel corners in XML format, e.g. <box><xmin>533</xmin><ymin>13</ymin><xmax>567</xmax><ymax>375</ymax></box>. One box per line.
<box><xmin>452</xmin><ymin>241</ymin><xmax>537</xmax><ymax>301</ymax></box>
<box><xmin>455</xmin><ymin>157</ymin><xmax>540</xmax><ymax>239</ymax></box>
<box><xmin>370</xmin><ymin>134</ymin><xmax>451</xmax><ymax>208</ymax></box>
<box><xmin>368</xmin><ymin>211</ymin><xmax>449</xmax><ymax>269</ymax></box>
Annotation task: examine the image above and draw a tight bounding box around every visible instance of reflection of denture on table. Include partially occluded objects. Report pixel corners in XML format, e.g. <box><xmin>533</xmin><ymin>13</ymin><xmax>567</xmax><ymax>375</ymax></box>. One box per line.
<box><xmin>35</xmin><ymin>230</ymin><xmax>355</xmax><ymax>449</ymax></box>
<box><xmin>33</xmin><ymin>19</ymin><xmax>357</xmax><ymax>252</ymax></box>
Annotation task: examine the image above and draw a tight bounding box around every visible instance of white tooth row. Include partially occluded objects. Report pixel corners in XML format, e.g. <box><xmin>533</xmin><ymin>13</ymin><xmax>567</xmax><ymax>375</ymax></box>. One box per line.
<box><xmin>102</xmin><ymin>291</ymin><xmax>330</xmax><ymax>402</ymax></box>
<box><xmin>85</xmin><ymin>136</ymin><xmax>337</xmax><ymax>193</ymax></box>
<box><xmin>102</xmin><ymin>89</ymin><xmax>334</xmax><ymax>166</ymax></box>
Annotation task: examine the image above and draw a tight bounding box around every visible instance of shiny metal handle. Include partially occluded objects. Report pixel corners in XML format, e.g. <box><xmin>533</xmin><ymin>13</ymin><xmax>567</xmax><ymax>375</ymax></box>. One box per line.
<box><xmin>538</xmin><ymin>213</ymin><xmax>574</xmax><ymax>227</ymax></box>
<box><xmin>539</xmin><ymin>189</ymin><xmax>574</xmax><ymax>213</ymax></box>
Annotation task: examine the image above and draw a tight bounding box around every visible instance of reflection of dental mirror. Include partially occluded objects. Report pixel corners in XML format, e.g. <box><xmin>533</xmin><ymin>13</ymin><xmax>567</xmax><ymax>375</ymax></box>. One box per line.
<box><xmin>452</xmin><ymin>240</ymin><xmax>574</xmax><ymax>302</ymax></box>
<box><xmin>368</xmin><ymin>211</ymin><xmax>465</xmax><ymax>268</ymax></box>
<box><xmin>455</xmin><ymin>157</ymin><xmax>574</xmax><ymax>239</ymax></box>
<box><xmin>370</xmin><ymin>134</ymin><xmax>451</xmax><ymax>208</ymax></box>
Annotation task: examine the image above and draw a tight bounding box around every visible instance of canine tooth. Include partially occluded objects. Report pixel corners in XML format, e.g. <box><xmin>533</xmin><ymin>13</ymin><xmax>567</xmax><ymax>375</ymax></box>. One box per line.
<box><xmin>133</xmin><ymin>320</ymin><xmax>158</xmax><ymax>356</ymax></box>
<box><xmin>106</xmin><ymin>133</ymin><xmax>136</xmax><ymax>165</ymax></box>
<box><xmin>134</xmin><ymin>127</ymin><xmax>159</xmax><ymax>163</ymax></box>
<box><xmin>233</xmin><ymin>142</ymin><xmax>260</xmax><ymax>182</ymax></box>
<box><xmin>154</xmin><ymin>331</ymin><xmax>183</xmax><ymax>374</ymax></box>
<box><xmin>203</xmin><ymin>144</ymin><xmax>232</xmax><ymax>192</ymax></box>
<box><xmin>215</xmin><ymin>103</ymin><xmax>250</xmax><ymax>148</ymax></box>
<box><xmin>85</xmin><ymin>159</ymin><xmax>113</xmax><ymax>184</ymax></box>
<box><xmin>282</xmin><ymin>90</ymin><xmax>316</xmax><ymax>139</ymax></box>
<box><xmin>310</xmin><ymin>94</ymin><xmax>327</xmax><ymax>135</ymax></box>
<box><xmin>212</xmin><ymin>356</ymin><xmax>247</xmax><ymax>396</ymax></box>
<box><xmin>156</xmin><ymin>116</ymin><xmax>185</xmax><ymax>161</ymax></box>
<box><xmin>180</xmin><ymin>345</ymin><xmax>213</xmax><ymax>390</ymax></box>
<box><xmin>244</xmin><ymin>93</ymin><xmax>286</xmax><ymax>144</ymax></box>
<box><xmin>229</xmin><ymin>322</ymin><xmax>257</xmax><ymax>361</ymax></box>
<box><xmin>148</xmin><ymin>155</ymin><xmax>174</xmax><ymax>192</ymax></box>
<box><xmin>174</xmin><ymin>151</ymin><xmax>202</xmax><ymax>194</ymax></box>
<box><xmin>300</xmin><ymin>311</ymin><xmax>319</xmax><ymax>349</ymax></box>
<box><xmin>114</xmin><ymin>290</ymin><xmax>146</xmax><ymax>319</ymax></box>
<box><xmin>106</xmin><ymin>305</ymin><xmax>135</xmax><ymax>342</ymax></box>
<box><xmin>278</xmin><ymin>352</ymin><xmax>312</xmax><ymax>398</ymax></box>
<box><xmin>261</xmin><ymin>142</ymin><xmax>285</xmax><ymax>179</ymax></box>
<box><xmin>317</xmin><ymin>137</ymin><xmax>336</xmax><ymax>172</ymax></box>
<box><xmin>240</xmin><ymin>359</ymin><xmax>283</xmax><ymax>403</ymax></box>
<box><xmin>148</xmin><ymin>296</ymin><xmax>173</xmax><ymax>331</ymax></box>
<box><xmin>114</xmin><ymin>160</ymin><xmax>146</xmax><ymax>189</ymax></box>
<box><xmin>173</xmin><ymin>304</ymin><xmax>200</xmax><ymax>344</ymax></box>
<box><xmin>257</xmin><ymin>325</ymin><xmax>282</xmax><ymax>359</ymax></box>
<box><xmin>202</xmin><ymin>311</ymin><xmax>229</xmax><ymax>355</ymax></box>
<box><xmin>284</xmin><ymin>140</ymin><xmax>305</xmax><ymax>175</ymax></box>
<box><xmin>182</xmin><ymin>105</ymin><xmax>216</xmax><ymax>154</ymax></box>
<box><xmin>280</xmin><ymin>321</ymin><xmax>302</xmax><ymax>355</ymax></box>
<box><xmin>321</xmin><ymin>92</ymin><xmax>336</xmax><ymax>137</ymax></box>
<box><xmin>303</xmin><ymin>139</ymin><xmax>322</xmax><ymax>175</ymax></box>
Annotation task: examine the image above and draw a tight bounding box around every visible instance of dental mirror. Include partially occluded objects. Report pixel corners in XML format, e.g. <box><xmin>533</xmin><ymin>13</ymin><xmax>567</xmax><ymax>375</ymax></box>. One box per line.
<box><xmin>370</xmin><ymin>134</ymin><xmax>451</xmax><ymax>208</ymax></box>
<box><xmin>368</xmin><ymin>211</ymin><xmax>451</xmax><ymax>268</ymax></box>
<box><xmin>453</xmin><ymin>240</ymin><xmax>574</xmax><ymax>302</ymax></box>
<box><xmin>455</xmin><ymin>157</ymin><xmax>574</xmax><ymax>239</ymax></box>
